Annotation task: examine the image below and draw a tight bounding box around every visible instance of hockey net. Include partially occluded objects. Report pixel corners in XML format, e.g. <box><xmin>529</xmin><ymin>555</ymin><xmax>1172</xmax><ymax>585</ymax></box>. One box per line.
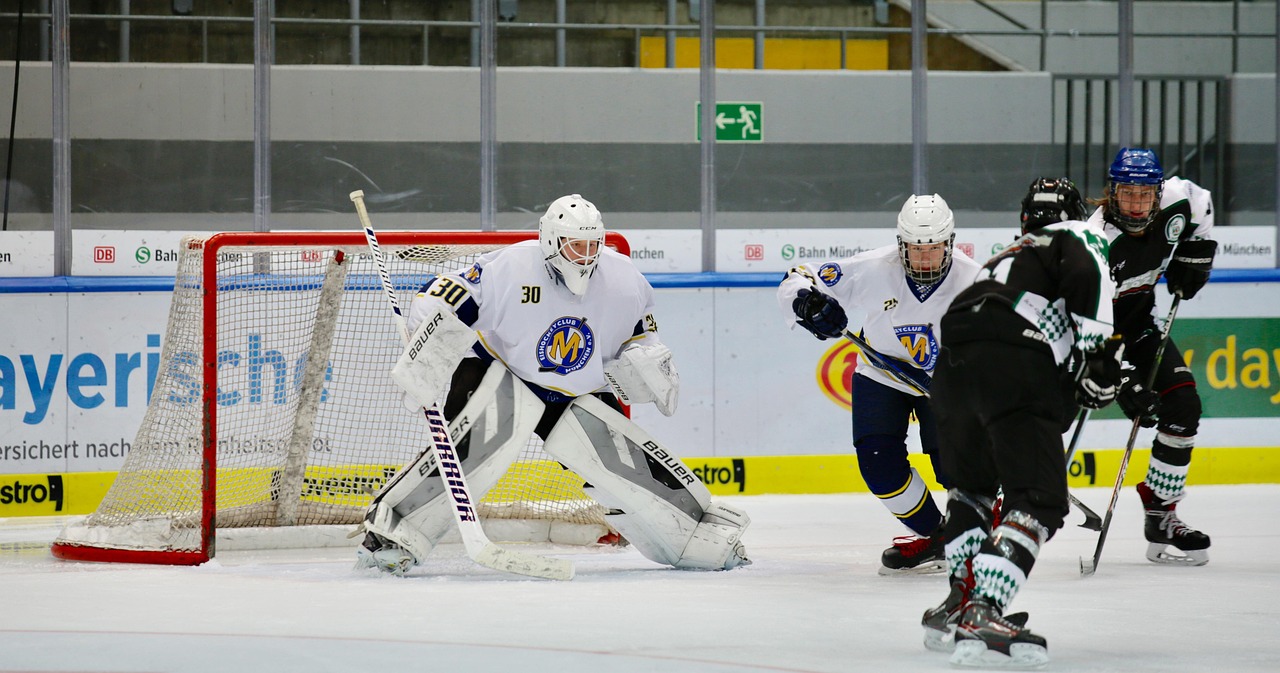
<box><xmin>52</xmin><ymin>231</ymin><xmax>624</xmax><ymax>565</ymax></box>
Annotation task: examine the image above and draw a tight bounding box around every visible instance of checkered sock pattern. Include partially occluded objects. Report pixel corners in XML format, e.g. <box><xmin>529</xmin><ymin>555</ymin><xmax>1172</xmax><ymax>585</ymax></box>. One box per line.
<box><xmin>1144</xmin><ymin>456</ymin><xmax>1189</xmax><ymax>503</ymax></box>
<box><xmin>970</xmin><ymin>511</ymin><xmax>1046</xmax><ymax>612</ymax></box>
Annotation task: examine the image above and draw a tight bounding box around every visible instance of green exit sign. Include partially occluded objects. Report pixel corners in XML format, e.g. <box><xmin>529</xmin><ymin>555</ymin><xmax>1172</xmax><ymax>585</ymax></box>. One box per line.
<box><xmin>696</xmin><ymin>102</ymin><xmax>763</xmax><ymax>142</ymax></box>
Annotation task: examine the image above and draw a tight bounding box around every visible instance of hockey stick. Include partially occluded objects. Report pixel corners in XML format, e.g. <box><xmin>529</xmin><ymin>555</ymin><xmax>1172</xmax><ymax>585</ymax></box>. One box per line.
<box><xmin>1081</xmin><ymin>296</ymin><xmax>1182</xmax><ymax>577</ymax></box>
<box><xmin>351</xmin><ymin>189</ymin><xmax>574</xmax><ymax>581</ymax></box>
<box><xmin>840</xmin><ymin>329</ymin><xmax>930</xmax><ymax>398</ymax></box>
<box><xmin>1063</xmin><ymin>408</ymin><xmax>1103</xmax><ymax>531</ymax></box>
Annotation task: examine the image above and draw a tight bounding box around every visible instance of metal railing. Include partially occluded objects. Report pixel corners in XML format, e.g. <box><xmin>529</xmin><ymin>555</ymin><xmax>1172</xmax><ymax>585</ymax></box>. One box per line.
<box><xmin>1056</xmin><ymin>75</ymin><xmax>1229</xmax><ymax>219</ymax></box>
<box><xmin>2</xmin><ymin>7</ymin><xmax>1275</xmax><ymax>70</ymax></box>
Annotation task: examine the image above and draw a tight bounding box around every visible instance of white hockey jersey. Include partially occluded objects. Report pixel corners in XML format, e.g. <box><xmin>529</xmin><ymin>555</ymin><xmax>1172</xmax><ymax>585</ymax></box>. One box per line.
<box><xmin>406</xmin><ymin>240</ymin><xmax>662</xmax><ymax>401</ymax></box>
<box><xmin>777</xmin><ymin>244</ymin><xmax>981</xmax><ymax>396</ymax></box>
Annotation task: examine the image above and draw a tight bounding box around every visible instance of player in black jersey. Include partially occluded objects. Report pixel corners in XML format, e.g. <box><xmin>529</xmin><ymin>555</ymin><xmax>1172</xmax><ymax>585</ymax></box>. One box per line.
<box><xmin>921</xmin><ymin>177</ymin><xmax>1121</xmax><ymax>668</ymax></box>
<box><xmin>1087</xmin><ymin>148</ymin><xmax>1216</xmax><ymax>567</ymax></box>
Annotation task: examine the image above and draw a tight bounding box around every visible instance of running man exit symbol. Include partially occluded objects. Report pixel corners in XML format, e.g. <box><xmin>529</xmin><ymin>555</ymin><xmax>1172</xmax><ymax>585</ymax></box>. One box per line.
<box><xmin>696</xmin><ymin>102</ymin><xmax>763</xmax><ymax>142</ymax></box>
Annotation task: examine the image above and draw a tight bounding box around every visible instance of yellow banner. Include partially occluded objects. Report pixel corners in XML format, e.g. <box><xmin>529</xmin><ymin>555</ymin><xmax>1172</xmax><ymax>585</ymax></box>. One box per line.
<box><xmin>2</xmin><ymin>447</ymin><xmax>1277</xmax><ymax>516</ymax></box>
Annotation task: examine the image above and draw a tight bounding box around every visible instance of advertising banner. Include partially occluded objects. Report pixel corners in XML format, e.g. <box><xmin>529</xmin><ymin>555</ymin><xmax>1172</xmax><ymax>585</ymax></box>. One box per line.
<box><xmin>0</xmin><ymin>231</ymin><xmax>56</xmax><ymax>277</ymax></box>
<box><xmin>71</xmin><ymin>230</ymin><xmax>211</xmax><ymax>276</ymax></box>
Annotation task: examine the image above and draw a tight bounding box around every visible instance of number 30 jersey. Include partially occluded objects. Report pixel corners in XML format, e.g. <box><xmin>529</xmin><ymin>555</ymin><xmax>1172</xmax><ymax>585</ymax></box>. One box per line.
<box><xmin>406</xmin><ymin>240</ymin><xmax>661</xmax><ymax>402</ymax></box>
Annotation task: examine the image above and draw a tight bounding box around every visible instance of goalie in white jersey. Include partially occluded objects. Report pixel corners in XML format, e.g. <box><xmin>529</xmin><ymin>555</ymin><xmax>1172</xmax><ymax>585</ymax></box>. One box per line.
<box><xmin>778</xmin><ymin>194</ymin><xmax>980</xmax><ymax>575</ymax></box>
<box><xmin>356</xmin><ymin>194</ymin><xmax>751</xmax><ymax>574</ymax></box>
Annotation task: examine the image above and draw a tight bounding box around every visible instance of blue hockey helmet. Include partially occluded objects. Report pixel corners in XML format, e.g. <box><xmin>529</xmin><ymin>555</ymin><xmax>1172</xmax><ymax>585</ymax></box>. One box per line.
<box><xmin>1105</xmin><ymin>148</ymin><xmax>1164</xmax><ymax>234</ymax></box>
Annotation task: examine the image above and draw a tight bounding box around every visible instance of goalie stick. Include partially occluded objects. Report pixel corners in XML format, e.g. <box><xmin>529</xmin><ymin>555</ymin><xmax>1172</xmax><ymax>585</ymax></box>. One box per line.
<box><xmin>351</xmin><ymin>189</ymin><xmax>574</xmax><ymax>581</ymax></box>
<box><xmin>1081</xmin><ymin>296</ymin><xmax>1182</xmax><ymax>577</ymax></box>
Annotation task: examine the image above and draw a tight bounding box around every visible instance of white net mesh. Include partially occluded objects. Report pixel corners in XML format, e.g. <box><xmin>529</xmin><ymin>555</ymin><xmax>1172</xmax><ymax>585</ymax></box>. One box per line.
<box><xmin>53</xmin><ymin>233</ymin><xmax>610</xmax><ymax>559</ymax></box>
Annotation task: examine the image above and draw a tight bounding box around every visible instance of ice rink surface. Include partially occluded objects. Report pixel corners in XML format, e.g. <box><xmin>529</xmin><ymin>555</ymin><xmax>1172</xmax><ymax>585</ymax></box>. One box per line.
<box><xmin>1</xmin><ymin>485</ymin><xmax>1276</xmax><ymax>673</ymax></box>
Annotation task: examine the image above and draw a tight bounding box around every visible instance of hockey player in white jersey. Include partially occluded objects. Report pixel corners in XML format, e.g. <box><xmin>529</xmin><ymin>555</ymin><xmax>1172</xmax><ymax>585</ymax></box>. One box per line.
<box><xmin>777</xmin><ymin>194</ymin><xmax>980</xmax><ymax>575</ymax></box>
<box><xmin>355</xmin><ymin>194</ymin><xmax>751</xmax><ymax>575</ymax></box>
<box><xmin>1087</xmin><ymin>148</ymin><xmax>1215</xmax><ymax>565</ymax></box>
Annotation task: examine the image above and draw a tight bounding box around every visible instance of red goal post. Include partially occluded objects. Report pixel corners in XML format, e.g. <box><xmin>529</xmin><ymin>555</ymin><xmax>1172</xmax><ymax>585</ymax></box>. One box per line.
<box><xmin>51</xmin><ymin>230</ymin><xmax>631</xmax><ymax>565</ymax></box>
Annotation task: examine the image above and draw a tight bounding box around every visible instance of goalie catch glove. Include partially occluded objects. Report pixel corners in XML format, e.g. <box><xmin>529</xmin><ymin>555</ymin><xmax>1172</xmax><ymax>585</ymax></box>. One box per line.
<box><xmin>792</xmin><ymin>287</ymin><xmax>848</xmax><ymax>341</ymax></box>
<box><xmin>604</xmin><ymin>342</ymin><xmax>680</xmax><ymax>416</ymax></box>
<box><xmin>1165</xmin><ymin>239</ymin><xmax>1217</xmax><ymax>300</ymax></box>
<box><xmin>1076</xmin><ymin>338</ymin><xmax>1123</xmax><ymax>410</ymax></box>
<box><xmin>1117</xmin><ymin>364</ymin><xmax>1160</xmax><ymax>428</ymax></box>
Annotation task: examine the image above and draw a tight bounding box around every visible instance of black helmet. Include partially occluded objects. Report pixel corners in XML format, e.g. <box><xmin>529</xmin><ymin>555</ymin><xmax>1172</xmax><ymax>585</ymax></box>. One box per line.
<box><xmin>1020</xmin><ymin>177</ymin><xmax>1087</xmax><ymax>234</ymax></box>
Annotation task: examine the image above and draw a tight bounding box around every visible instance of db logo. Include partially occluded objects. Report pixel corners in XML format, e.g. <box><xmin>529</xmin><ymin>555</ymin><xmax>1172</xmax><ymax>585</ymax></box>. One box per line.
<box><xmin>93</xmin><ymin>246</ymin><xmax>116</xmax><ymax>263</ymax></box>
<box><xmin>744</xmin><ymin>244</ymin><xmax>763</xmax><ymax>261</ymax></box>
<box><xmin>816</xmin><ymin>340</ymin><xmax>859</xmax><ymax>411</ymax></box>
<box><xmin>956</xmin><ymin>242</ymin><xmax>974</xmax><ymax>259</ymax></box>
<box><xmin>300</xmin><ymin>249</ymin><xmax>322</xmax><ymax>263</ymax></box>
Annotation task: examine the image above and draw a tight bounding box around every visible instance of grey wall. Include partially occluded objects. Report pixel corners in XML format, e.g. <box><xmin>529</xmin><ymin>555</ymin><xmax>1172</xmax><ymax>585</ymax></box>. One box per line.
<box><xmin>2</xmin><ymin>62</ymin><xmax>1274</xmax><ymax>230</ymax></box>
<box><xmin>923</xmin><ymin>0</ymin><xmax>1278</xmax><ymax>75</ymax></box>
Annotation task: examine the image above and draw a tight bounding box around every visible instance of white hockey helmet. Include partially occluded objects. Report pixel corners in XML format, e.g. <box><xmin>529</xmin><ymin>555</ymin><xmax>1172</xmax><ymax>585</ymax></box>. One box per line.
<box><xmin>539</xmin><ymin>194</ymin><xmax>606</xmax><ymax>295</ymax></box>
<box><xmin>896</xmin><ymin>193</ymin><xmax>955</xmax><ymax>285</ymax></box>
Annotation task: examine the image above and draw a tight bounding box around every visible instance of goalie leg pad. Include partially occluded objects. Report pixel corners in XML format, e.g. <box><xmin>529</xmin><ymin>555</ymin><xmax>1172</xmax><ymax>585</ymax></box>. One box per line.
<box><xmin>391</xmin><ymin>302</ymin><xmax>477</xmax><ymax>411</ymax></box>
<box><xmin>362</xmin><ymin>362</ymin><xmax>544</xmax><ymax>566</ymax></box>
<box><xmin>542</xmin><ymin>395</ymin><xmax>750</xmax><ymax>570</ymax></box>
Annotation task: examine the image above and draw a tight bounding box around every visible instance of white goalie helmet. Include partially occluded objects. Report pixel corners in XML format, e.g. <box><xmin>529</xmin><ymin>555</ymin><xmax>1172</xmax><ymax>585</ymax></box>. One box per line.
<box><xmin>896</xmin><ymin>193</ymin><xmax>955</xmax><ymax>285</ymax></box>
<box><xmin>539</xmin><ymin>194</ymin><xmax>606</xmax><ymax>296</ymax></box>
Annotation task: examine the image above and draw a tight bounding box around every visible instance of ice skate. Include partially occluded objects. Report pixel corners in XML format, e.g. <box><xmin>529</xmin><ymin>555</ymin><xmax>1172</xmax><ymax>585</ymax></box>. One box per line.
<box><xmin>1138</xmin><ymin>482</ymin><xmax>1210</xmax><ymax>566</ymax></box>
<box><xmin>354</xmin><ymin>531</ymin><xmax>416</xmax><ymax>576</ymax></box>
<box><xmin>879</xmin><ymin>534</ymin><xmax>945</xmax><ymax>575</ymax></box>
<box><xmin>923</xmin><ymin>575</ymin><xmax>1028</xmax><ymax>654</ymax></box>
<box><xmin>950</xmin><ymin>598</ymin><xmax>1048</xmax><ymax>669</ymax></box>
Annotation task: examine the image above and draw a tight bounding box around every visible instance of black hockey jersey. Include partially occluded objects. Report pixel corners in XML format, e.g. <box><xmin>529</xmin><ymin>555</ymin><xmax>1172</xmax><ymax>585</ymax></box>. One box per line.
<box><xmin>944</xmin><ymin>220</ymin><xmax>1116</xmax><ymax>366</ymax></box>
<box><xmin>1087</xmin><ymin>176</ymin><xmax>1214</xmax><ymax>338</ymax></box>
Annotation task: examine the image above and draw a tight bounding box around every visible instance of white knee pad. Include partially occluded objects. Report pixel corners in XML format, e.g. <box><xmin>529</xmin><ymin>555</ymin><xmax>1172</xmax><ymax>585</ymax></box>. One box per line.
<box><xmin>542</xmin><ymin>395</ymin><xmax>750</xmax><ymax>570</ymax></box>
<box><xmin>363</xmin><ymin>362</ymin><xmax>544</xmax><ymax>565</ymax></box>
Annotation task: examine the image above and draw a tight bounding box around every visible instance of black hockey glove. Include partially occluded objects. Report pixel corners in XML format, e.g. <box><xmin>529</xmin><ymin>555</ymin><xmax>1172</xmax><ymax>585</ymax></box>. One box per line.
<box><xmin>1165</xmin><ymin>239</ymin><xmax>1217</xmax><ymax>300</ymax></box>
<box><xmin>792</xmin><ymin>287</ymin><xmax>848</xmax><ymax>341</ymax></box>
<box><xmin>1116</xmin><ymin>364</ymin><xmax>1159</xmax><ymax>428</ymax></box>
<box><xmin>1076</xmin><ymin>339</ymin><xmax>1123</xmax><ymax>410</ymax></box>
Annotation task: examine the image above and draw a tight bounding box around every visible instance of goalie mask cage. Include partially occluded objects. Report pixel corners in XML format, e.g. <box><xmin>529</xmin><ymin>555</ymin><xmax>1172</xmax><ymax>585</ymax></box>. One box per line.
<box><xmin>51</xmin><ymin>231</ymin><xmax>629</xmax><ymax>565</ymax></box>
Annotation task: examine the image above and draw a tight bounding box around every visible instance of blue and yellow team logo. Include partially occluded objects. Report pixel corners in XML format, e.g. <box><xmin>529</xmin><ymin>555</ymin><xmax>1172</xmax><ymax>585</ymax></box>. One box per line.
<box><xmin>817</xmin><ymin>263</ymin><xmax>843</xmax><ymax>287</ymax></box>
<box><xmin>462</xmin><ymin>263</ymin><xmax>483</xmax><ymax>284</ymax></box>
<box><xmin>536</xmin><ymin>316</ymin><xmax>596</xmax><ymax>375</ymax></box>
<box><xmin>894</xmin><ymin>324</ymin><xmax>939</xmax><ymax>371</ymax></box>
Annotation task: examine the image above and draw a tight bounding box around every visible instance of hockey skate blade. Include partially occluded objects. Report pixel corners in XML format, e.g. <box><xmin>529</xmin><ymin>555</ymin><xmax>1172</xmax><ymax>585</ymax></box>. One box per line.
<box><xmin>474</xmin><ymin>544</ymin><xmax>575</xmax><ymax>581</ymax></box>
<box><xmin>950</xmin><ymin>639</ymin><xmax>1049</xmax><ymax>669</ymax></box>
<box><xmin>924</xmin><ymin>613</ymin><xmax>1029</xmax><ymax>654</ymax></box>
<box><xmin>878</xmin><ymin>560</ymin><xmax>947</xmax><ymax>577</ymax></box>
<box><xmin>923</xmin><ymin>627</ymin><xmax>955</xmax><ymax>653</ymax></box>
<box><xmin>1146</xmin><ymin>543</ymin><xmax>1209</xmax><ymax>567</ymax></box>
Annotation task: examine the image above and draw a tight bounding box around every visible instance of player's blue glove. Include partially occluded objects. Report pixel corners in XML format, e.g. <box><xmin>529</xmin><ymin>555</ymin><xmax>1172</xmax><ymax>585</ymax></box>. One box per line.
<box><xmin>792</xmin><ymin>288</ymin><xmax>848</xmax><ymax>341</ymax></box>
